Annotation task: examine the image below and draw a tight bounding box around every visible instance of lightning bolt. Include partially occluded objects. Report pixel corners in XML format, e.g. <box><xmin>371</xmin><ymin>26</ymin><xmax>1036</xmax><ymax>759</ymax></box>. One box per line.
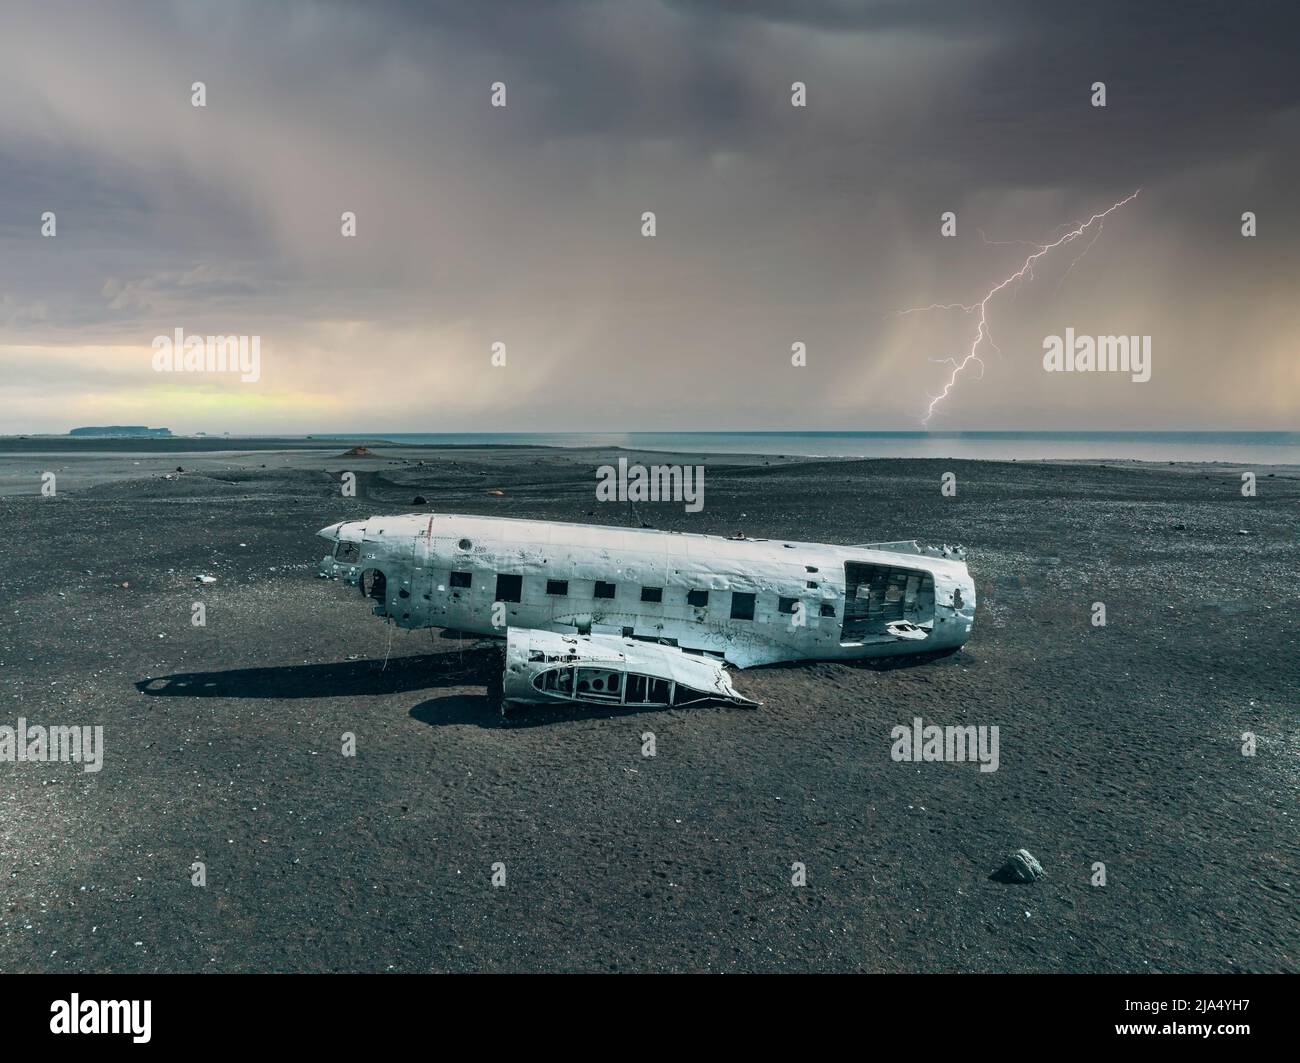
<box><xmin>906</xmin><ymin>189</ymin><xmax>1140</xmax><ymax>425</ymax></box>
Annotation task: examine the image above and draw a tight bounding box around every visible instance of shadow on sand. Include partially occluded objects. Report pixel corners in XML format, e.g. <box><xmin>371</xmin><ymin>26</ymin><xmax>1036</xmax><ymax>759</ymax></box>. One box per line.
<box><xmin>136</xmin><ymin>648</ymin><xmax>500</xmax><ymax>699</ymax></box>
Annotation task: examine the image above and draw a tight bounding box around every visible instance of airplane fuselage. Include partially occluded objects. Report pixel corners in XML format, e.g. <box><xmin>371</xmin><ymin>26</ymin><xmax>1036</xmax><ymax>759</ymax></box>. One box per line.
<box><xmin>317</xmin><ymin>513</ymin><xmax>976</xmax><ymax>668</ymax></box>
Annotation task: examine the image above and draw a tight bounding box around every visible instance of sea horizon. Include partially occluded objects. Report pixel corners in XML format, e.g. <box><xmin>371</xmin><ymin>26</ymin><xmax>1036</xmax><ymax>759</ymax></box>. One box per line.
<box><xmin>7</xmin><ymin>429</ymin><xmax>1299</xmax><ymax>464</ymax></box>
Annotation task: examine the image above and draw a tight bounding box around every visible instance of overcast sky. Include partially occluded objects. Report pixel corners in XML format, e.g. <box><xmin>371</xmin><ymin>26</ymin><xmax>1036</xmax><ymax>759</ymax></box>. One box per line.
<box><xmin>1</xmin><ymin>0</ymin><xmax>1297</xmax><ymax>434</ymax></box>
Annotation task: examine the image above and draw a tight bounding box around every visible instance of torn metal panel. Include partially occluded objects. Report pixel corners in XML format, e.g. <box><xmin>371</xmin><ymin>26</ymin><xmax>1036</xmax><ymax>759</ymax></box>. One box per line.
<box><xmin>502</xmin><ymin>628</ymin><xmax>757</xmax><ymax>710</ymax></box>
<box><xmin>316</xmin><ymin>512</ymin><xmax>977</xmax><ymax>671</ymax></box>
<box><xmin>851</xmin><ymin>539</ymin><xmax>967</xmax><ymax>560</ymax></box>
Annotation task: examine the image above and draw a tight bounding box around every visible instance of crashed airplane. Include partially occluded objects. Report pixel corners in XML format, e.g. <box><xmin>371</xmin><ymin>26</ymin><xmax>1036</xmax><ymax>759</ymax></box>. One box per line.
<box><xmin>317</xmin><ymin>513</ymin><xmax>976</xmax><ymax>712</ymax></box>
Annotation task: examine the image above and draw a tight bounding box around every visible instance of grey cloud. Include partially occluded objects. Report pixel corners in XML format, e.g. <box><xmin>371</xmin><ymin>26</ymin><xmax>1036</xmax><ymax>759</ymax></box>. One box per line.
<box><xmin>0</xmin><ymin>0</ymin><xmax>1296</xmax><ymax>432</ymax></box>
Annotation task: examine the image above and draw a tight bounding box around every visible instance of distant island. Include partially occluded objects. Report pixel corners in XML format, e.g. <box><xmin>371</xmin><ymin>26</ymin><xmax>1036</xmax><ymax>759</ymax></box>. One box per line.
<box><xmin>69</xmin><ymin>426</ymin><xmax>173</xmax><ymax>437</ymax></box>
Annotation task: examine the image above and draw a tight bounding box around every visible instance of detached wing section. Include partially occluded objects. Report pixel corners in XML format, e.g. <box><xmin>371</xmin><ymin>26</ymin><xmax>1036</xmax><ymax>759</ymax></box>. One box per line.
<box><xmin>502</xmin><ymin>628</ymin><xmax>758</xmax><ymax>711</ymax></box>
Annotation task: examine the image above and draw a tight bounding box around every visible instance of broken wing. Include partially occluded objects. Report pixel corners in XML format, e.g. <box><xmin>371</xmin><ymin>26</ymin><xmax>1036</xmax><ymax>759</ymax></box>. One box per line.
<box><xmin>501</xmin><ymin>628</ymin><xmax>758</xmax><ymax>710</ymax></box>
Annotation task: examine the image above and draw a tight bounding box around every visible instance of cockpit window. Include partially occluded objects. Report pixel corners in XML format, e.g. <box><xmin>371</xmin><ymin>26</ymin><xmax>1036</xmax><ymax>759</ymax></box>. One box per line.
<box><xmin>335</xmin><ymin>541</ymin><xmax>360</xmax><ymax>563</ymax></box>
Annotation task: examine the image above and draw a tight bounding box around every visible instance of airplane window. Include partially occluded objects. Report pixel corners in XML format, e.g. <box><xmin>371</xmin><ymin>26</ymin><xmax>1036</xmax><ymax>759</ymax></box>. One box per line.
<box><xmin>594</xmin><ymin>581</ymin><xmax>616</xmax><ymax>599</ymax></box>
<box><xmin>335</xmin><ymin>541</ymin><xmax>360</xmax><ymax>563</ymax></box>
<box><xmin>495</xmin><ymin>574</ymin><xmax>523</xmax><ymax>603</ymax></box>
<box><xmin>819</xmin><ymin>603</ymin><xmax>837</xmax><ymax>618</ymax></box>
<box><xmin>778</xmin><ymin>596</ymin><xmax>798</xmax><ymax>614</ymax></box>
<box><xmin>641</xmin><ymin>586</ymin><xmax>663</xmax><ymax>603</ymax></box>
<box><xmin>546</xmin><ymin>579</ymin><xmax>568</xmax><ymax>595</ymax></box>
<box><xmin>730</xmin><ymin>592</ymin><xmax>755</xmax><ymax>621</ymax></box>
<box><xmin>450</xmin><ymin>571</ymin><xmax>472</xmax><ymax>588</ymax></box>
<box><xmin>458</xmin><ymin>538</ymin><xmax>472</xmax><ymax>550</ymax></box>
<box><xmin>687</xmin><ymin>589</ymin><xmax>708</xmax><ymax>607</ymax></box>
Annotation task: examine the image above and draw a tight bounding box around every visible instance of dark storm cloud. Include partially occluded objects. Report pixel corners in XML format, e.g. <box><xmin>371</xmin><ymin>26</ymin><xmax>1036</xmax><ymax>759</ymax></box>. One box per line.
<box><xmin>0</xmin><ymin>0</ymin><xmax>1296</xmax><ymax>431</ymax></box>
<box><xmin>376</xmin><ymin>0</ymin><xmax>1300</xmax><ymax>182</ymax></box>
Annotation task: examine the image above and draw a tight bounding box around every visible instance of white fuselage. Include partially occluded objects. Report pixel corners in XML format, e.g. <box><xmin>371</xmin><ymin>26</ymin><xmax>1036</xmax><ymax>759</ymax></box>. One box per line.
<box><xmin>317</xmin><ymin>513</ymin><xmax>976</xmax><ymax>668</ymax></box>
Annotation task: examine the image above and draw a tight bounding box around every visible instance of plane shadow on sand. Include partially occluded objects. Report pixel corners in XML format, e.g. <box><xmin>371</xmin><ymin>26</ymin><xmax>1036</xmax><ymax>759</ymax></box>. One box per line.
<box><xmin>135</xmin><ymin>648</ymin><xmax>501</xmax><ymax>701</ymax></box>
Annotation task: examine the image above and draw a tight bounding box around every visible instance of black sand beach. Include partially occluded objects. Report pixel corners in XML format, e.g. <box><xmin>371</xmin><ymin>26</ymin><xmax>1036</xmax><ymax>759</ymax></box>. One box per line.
<box><xmin>0</xmin><ymin>440</ymin><xmax>1296</xmax><ymax>972</ymax></box>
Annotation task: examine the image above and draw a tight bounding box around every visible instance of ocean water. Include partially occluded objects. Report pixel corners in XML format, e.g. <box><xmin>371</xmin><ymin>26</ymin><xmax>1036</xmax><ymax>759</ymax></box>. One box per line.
<box><xmin>326</xmin><ymin>431</ymin><xmax>1300</xmax><ymax>465</ymax></box>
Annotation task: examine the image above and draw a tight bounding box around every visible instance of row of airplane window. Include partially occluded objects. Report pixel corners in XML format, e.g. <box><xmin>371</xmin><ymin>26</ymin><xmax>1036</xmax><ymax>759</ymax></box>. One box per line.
<box><xmin>445</xmin><ymin>570</ymin><xmax>837</xmax><ymax>620</ymax></box>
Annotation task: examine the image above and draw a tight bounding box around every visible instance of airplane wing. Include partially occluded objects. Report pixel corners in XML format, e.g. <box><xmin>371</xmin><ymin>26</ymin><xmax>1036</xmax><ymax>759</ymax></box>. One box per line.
<box><xmin>501</xmin><ymin>628</ymin><xmax>758</xmax><ymax>711</ymax></box>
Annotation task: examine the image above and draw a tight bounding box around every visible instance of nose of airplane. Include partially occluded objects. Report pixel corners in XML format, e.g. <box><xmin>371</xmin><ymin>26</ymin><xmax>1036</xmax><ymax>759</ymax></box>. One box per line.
<box><xmin>317</xmin><ymin>519</ymin><xmax>363</xmax><ymax>541</ymax></box>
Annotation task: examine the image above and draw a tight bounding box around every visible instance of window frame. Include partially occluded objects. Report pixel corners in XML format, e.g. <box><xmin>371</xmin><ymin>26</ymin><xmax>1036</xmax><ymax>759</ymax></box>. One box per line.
<box><xmin>495</xmin><ymin>573</ymin><xmax>523</xmax><ymax>603</ymax></box>
<box><xmin>730</xmin><ymin>591</ymin><xmax>756</xmax><ymax>621</ymax></box>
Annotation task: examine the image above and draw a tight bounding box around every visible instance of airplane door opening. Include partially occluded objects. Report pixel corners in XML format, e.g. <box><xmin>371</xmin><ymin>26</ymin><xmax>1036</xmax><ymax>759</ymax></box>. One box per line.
<box><xmin>841</xmin><ymin>562</ymin><xmax>935</xmax><ymax>642</ymax></box>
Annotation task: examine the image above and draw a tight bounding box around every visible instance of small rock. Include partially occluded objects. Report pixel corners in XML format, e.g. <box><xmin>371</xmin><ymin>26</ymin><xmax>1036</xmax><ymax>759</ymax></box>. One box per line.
<box><xmin>991</xmin><ymin>848</ymin><xmax>1045</xmax><ymax>884</ymax></box>
<box><xmin>411</xmin><ymin>495</ymin><xmax>428</xmax><ymax>505</ymax></box>
<box><xmin>194</xmin><ymin>574</ymin><xmax>217</xmax><ymax>584</ymax></box>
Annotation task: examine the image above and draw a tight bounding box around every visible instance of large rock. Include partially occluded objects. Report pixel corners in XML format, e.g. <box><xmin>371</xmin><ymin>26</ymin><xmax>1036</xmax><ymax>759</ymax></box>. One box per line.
<box><xmin>991</xmin><ymin>848</ymin><xmax>1045</xmax><ymax>884</ymax></box>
